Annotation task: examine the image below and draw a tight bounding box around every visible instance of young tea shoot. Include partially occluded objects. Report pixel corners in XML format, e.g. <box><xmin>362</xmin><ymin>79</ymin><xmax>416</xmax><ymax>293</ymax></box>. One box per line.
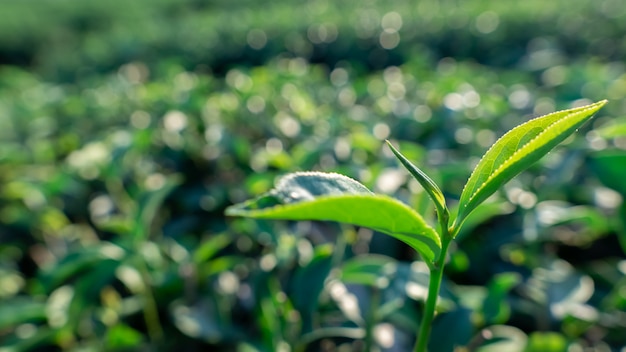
<box><xmin>226</xmin><ymin>100</ymin><xmax>607</xmax><ymax>352</ymax></box>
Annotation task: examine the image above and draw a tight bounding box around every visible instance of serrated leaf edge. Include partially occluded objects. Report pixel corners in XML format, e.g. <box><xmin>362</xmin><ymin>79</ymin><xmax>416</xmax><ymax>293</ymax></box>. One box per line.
<box><xmin>456</xmin><ymin>100</ymin><xmax>607</xmax><ymax>227</ymax></box>
<box><xmin>274</xmin><ymin>171</ymin><xmax>371</xmax><ymax>189</ymax></box>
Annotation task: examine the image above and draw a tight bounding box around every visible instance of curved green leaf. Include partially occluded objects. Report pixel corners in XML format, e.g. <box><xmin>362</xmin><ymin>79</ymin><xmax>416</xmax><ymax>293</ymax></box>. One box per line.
<box><xmin>386</xmin><ymin>140</ymin><xmax>449</xmax><ymax>228</ymax></box>
<box><xmin>226</xmin><ymin>172</ymin><xmax>441</xmax><ymax>263</ymax></box>
<box><xmin>453</xmin><ymin>100</ymin><xmax>607</xmax><ymax>233</ymax></box>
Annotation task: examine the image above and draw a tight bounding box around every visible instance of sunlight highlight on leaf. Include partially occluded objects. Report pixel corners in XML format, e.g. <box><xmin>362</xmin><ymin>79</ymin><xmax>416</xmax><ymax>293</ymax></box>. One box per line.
<box><xmin>453</xmin><ymin>100</ymin><xmax>607</xmax><ymax>234</ymax></box>
<box><xmin>226</xmin><ymin>172</ymin><xmax>441</xmax><ymax>263</ymax></box>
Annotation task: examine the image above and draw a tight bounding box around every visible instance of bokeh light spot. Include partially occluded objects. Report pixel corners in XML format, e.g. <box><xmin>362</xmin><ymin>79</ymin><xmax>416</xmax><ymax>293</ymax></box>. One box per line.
<box><xmin>247</xmin><ymin>29</ymin><xmax>267</xmax><ymax>49</ymax></box>
<box><xmin>373</xmin><ymin>123</ymin><xmax>390</xmax><ymax>140</ymax></box>
<box><xmin>379</xmin><ymin>29</ymin><xmax>400</xmax><ymax>50</ymax></box>
<box><xmin>163</xmin><ymin>111</ymin><xmax>188</xmax><ymax>132</ymax></box>
<box><xmin>475</xmin><ymin>11</ymin><xmax>500</xmax><ymax>34</ymax></box>
<box><xmin>381</xmin><ymin>12</ymin><xmax>403</xmax><ymax>31</ymax></box>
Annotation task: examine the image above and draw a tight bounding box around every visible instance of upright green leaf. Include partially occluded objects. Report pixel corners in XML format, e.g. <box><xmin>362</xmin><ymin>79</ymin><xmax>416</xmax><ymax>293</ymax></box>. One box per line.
<box><xmin>386</xmin><ymin>140</ymin><xmax>449</xmax><ymax>228</ymax></box>
<box><xmin>226</xmin><ymin>172</ymin><xmax>441</xmax><ymax>263</ymax></box>
<box><xmin>453</xmin><ymin>100</ymin><xmax>607</xmax><ymax>233</ymax></box>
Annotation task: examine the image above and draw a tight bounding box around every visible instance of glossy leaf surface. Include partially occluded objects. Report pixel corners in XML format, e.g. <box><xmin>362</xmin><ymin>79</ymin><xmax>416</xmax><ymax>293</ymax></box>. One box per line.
<box><xmin>454</xmin><ymin>100</ymin><xmax>607</xmax><ymax>232</ymax></box>
<box><xmin>226</xmin><ymin>172</ymin><xmax>441</xmax><ymax>263</ymax></box>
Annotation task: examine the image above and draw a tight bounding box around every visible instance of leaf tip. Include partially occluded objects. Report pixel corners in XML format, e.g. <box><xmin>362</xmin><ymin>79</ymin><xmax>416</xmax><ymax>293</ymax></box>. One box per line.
<box><xmin>590</xmin><ymin>99</ymin><xmax>608</xmax><ymax>110</ymax></box>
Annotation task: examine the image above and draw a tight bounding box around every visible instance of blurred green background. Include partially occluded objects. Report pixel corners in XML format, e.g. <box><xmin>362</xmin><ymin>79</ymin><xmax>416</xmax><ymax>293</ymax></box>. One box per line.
<box><xmin>1</xmin><ymin>0</ymin><xmax>626</xmax><ymax>351</ymax></box>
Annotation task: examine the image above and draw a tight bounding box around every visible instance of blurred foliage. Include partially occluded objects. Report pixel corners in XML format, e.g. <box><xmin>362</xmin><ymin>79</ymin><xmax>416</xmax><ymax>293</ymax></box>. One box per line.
<box><xmin>1</xmin><ymin>0</ymin><xmax>626</xmax><ymax>351</ymax></box>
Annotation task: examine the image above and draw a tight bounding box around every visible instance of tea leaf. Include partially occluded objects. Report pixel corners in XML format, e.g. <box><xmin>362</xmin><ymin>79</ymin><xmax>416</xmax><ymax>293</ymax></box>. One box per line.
<box><xmin>226</xmin><ymin>172</ymin><xmax>441</xmax><ymax>263</ymax></box>
<box><xmin>454</xmin><ymin>100</ymin><xmax>607</xmax><ymax>233</ymax></box>
<box><xmin>386</xmin><ymin>140</ymin><xmax>449</xmax><ymax>227</ymax></box>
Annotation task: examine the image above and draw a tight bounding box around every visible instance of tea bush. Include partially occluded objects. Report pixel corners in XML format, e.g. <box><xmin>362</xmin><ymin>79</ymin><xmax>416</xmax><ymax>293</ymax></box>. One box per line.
<box><xmin>1</xmin><ymin>1</ymin><xmax>625</xmax><ymax>351</ymax></box>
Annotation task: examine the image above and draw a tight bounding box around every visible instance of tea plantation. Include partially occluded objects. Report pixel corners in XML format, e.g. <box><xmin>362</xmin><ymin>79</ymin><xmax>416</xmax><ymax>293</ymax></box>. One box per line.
<box><xmin>1</xmin><ymin>1</ymin><xmax>625</xmax><ymax>351</ymax></box>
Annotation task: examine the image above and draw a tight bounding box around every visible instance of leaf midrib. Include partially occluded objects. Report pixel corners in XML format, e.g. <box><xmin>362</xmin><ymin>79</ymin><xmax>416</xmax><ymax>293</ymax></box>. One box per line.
<box><xmin>464</xmin><ymin>102</ymin><xmax>602</xmax><ymax>207</ymax></box>
<box><xmin>461</xmin><ymin>101</ymin><xmax>605</xmax><ymax>215</ymax></box>
<box><xmin>234</xmin><ymin>193</ymin><xmax>439</xmax><ymax>238</ymax></box>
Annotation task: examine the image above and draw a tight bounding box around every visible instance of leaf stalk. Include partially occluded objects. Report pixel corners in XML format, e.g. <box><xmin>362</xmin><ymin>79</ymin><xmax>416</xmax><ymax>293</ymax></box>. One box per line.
<box><xmin>414</xmin><ymin>234</ymin><xmax>452</xmax><ymax>352</ymax></box>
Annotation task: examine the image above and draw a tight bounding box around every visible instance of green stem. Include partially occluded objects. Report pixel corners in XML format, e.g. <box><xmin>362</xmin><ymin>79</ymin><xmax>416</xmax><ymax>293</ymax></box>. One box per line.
<box><xmin>413</xmin><ymin>236</ymin><xmax>452</xmax><ymax>352</ymax></box>
<box><xmin>138</xmin><ymin>259</ymin><xmax>164</xmax><ymax>344</ymax></box>
<box><xmin>364</xmin><ymin>285</ymin><xmax>381</xmax><ymax>352</ymax></box>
